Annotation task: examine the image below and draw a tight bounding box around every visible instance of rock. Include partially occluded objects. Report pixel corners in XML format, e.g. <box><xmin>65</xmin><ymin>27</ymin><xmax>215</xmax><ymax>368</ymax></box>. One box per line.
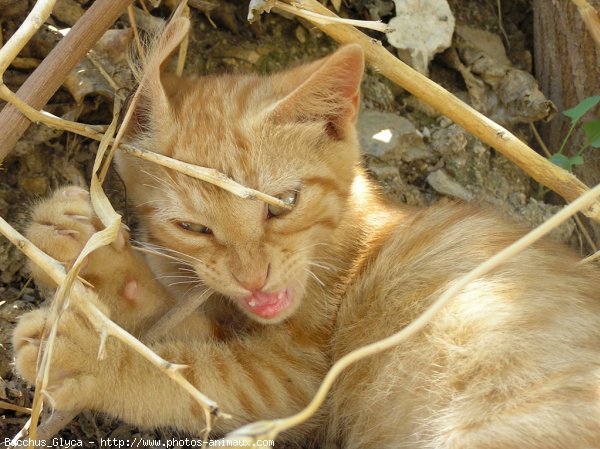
<box><xmin>427</xmin><ymin>169</ymin><xmax>472</xmax><ymax>201</ymax></box>
<box><xmin>361</xmin><ymin>72</ymin><xmax>396</xmax><ymax>111</ymax></box>
<box><xmin>52</xmin><ymin>0</ymin><xmax>85</xmax><ymax>26</ymax></box>
<box><xmin>445</xmin><ymin>25</ymin><xmax>557</xmax><ymax>125</ymax></box>
<box><xmin>430</xmin><ymin>124</ymin><xmax>468</xmax><ymax>158</ymax></box>
<box><xmin>64</xmin><ymin>29</ymin><xmax>133</xmax><ymax>104</ymax></box>
<box><xmin>514</xmin><ymin>198</ymin><xmax>575</xmax><ymax>243</ymax></box>
<box><xmin>0</xmin><ymin>0</ymin><xmax>28</xmax><ymax>18</ymax></box>
<box><xmin>358</xmin><ymin>110</ymin><xmax>432</xmax><ymax>162</ymax></box>
<box><xmin>387</xmin><ymin>0</ymin><xmax>455</xmax><ymax>74</ymax></box>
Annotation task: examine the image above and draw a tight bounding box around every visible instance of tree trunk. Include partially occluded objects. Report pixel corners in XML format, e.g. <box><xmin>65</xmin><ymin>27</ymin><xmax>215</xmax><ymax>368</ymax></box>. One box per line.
<box><xmin>533</xmin><ymin>0</ymin><xmax>600</xmax><ymax>243</ymax></box>
<box><xmin>533</xmin><ymin>0</ymin><xmax>600</xmax><ymax>185</ymax></box>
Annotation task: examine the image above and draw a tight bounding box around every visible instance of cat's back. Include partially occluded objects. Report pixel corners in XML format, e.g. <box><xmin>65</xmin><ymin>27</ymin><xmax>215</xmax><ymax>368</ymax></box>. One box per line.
<box><xmin>330</xmin><ymin>201</ymin><xmax>600</xmax><ymax>449</ymax></box>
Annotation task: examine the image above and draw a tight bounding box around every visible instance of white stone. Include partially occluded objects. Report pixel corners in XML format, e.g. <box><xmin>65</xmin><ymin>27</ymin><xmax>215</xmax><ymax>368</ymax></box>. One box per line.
<box><xmin>387</xmin><ymin>0</ymin><xmax>455</xmax><ymax>74</ymax></box>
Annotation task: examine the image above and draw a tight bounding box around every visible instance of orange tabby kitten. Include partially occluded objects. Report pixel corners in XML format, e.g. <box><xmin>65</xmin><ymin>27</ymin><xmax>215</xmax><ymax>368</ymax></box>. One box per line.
<box><xmin>13</xmin><ymin>17</ymin><xmax>600</xmax><ymax>449</ymax></box>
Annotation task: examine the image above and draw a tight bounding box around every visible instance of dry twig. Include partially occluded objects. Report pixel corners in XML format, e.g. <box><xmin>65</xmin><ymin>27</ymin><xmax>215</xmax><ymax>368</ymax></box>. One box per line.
<box><xmin>0</xmin><ymin>400</ymin><xmax>32</xmax><ymax>414</ymax></box>
<box><xmin>273</xmin><ymin>1</ymin><xmax>391</xmax><ymax>33</ymax></box>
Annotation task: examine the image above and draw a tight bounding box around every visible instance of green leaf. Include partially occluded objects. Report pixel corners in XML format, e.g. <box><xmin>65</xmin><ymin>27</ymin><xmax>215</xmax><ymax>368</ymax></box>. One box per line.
<box><xmin>549</xmin><ymin>153</ymin><xmax>571</xmax><ymax>170</ymax></box>
<box><xmin>563</xmin><ymin>96</ymin><xmax>600</xmax><ymax>123</ymax></box>
<box><xmin>582</xmin><ymin>119</ymin><xmax>600</xmax><ymax>148</ymax></box>
<box><xmin>569</xmin><ymin>155</ymin><xmax>584</xmax><ymax>166</ymax></box>
<box><xmin>549</xmin><ymin>153</ymin><xmax>584</xmax><ymax>171</ymax></box>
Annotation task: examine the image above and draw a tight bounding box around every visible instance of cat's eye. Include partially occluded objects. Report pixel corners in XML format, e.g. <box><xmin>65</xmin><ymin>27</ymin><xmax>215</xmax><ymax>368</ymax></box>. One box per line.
<box><xmin>267</xmin><ymin>190</ymin><xmax>298</xmax><ymax>218</ymax></box>
<box><xmin>177</xmin><ymin>221</ymin><xmax>213</xmax><ymax>235</ymax></box>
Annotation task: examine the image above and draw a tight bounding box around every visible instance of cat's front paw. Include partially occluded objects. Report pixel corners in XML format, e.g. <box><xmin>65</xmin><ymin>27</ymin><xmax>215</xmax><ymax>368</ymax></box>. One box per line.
<box><xmin>12</xmin><ymin>305</ymin><xmax>108</xmax><ymax>411</ymax></box>
<box><xmin>26</xmin><ymin>186</ymin><xmax>129</xmax><ymax>289</ymax></box>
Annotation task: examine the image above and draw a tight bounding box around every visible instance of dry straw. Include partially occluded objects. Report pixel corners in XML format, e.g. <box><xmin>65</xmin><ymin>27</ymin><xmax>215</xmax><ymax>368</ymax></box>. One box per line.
<box><xmin>1</xmin><ymin>0</ymin><xmax>599</xmax><ymax>447</ymax></box>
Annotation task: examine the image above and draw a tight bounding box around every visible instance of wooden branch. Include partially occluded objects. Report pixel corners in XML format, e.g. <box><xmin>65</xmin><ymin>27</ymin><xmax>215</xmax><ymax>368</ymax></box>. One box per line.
<box><xmin>0</xmin><ymin>0</ymin><xmax>133</xmax><ymax>164</ymax></box>
<box><xmin>274</xmin><ymin>0</ymin><xmax>600</xmax><ymax>224</ymax></box>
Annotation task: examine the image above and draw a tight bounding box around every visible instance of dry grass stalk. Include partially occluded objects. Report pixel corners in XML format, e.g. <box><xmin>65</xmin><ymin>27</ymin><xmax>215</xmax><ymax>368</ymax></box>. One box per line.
<box><xmin>128</xmin><ymin>4</ymin><xmax>146</xmax><ymax>65</ymax></box>
<box><xmin>274</xmin><ymin>0</ymin><xmax>600</xmax><ymax>224</ymax></box>
<box><xmin>274</xmin><ymin>1</ymin><xmax>391</xmax><ymax>33</ymax></box>
<box><xmin>221</xmin><ymin>179</ymin><xmax>600</xmax><ymax>444</ymax></box>
<box><xmin>0</xmin><ymin>0</ymin><xmax>57</xmax><ymax>75</ymax></box>
<box><xmin>581</xmin><ymin>248</ymin><xmax>600</xmax><ymax>264</ymax></box>
<box><xmin>120</xmin><ymin>145</ymin><xmax>292</xmax><ymax>208</ymax></box>
<box><xmin>571</xmin><ymin>0</ymin><xmax>600</xmax><ymax>49</ymax></box>
<box><xmin>86</xmin><ymin>51</ymin><xmax>122</xmax><ymax>94</ymax></box>
<box><xmin>0</xmin><ymin>400</ymin><xmax>32</xmax><ymax>414</ymax></box>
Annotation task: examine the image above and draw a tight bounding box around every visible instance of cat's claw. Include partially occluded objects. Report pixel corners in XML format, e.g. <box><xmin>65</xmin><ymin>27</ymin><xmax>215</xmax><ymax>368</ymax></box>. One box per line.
<box><xmin>26</xmin><ymin>186</ymin><xmax>129</xmax><ymax>288</ymax></box>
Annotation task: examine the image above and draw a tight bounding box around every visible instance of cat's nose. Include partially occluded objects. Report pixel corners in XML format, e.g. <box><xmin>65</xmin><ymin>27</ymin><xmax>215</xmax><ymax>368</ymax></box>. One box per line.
<box><xmin>233</xmin><ymin>263</ymin><xmax>270</xmax><ymax>292</ymax></box>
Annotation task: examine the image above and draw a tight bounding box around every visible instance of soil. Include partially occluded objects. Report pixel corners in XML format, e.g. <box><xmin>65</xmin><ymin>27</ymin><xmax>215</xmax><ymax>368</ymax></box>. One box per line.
<box><xmin>0</xmin><ymin>0</ymin><xmax>585</xmax><ymax>446</ymax></box>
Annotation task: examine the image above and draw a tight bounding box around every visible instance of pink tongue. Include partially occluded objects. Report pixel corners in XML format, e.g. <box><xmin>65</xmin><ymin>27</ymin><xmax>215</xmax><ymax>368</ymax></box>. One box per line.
<box><xmin>242</xmin><ymin>289</ymin><xmax>291</xmax><ymax>319</ymax></box>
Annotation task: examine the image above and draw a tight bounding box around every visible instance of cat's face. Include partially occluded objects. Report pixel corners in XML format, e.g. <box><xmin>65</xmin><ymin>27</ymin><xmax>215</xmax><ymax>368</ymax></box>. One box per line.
<box><xmin>118</xmin><ymin>45</ymin><xmax>364</xmax><ymax>323</ymax></box>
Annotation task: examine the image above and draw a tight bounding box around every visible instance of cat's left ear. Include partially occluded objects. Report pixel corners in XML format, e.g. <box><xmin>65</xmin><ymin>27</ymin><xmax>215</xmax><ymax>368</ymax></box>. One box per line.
<box><xmin>270</xmin><ymin>44</ymin><xmax>365</xmax><ymax>140</ymax></box>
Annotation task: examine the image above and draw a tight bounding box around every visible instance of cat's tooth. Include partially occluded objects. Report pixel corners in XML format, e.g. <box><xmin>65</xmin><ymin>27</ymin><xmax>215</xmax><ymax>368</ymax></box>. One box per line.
<box><xmin>277</xmin><ymin>291</ymin><xmax>284</xmax><ymax>301</ymax></box>
<box><xmin>249</xmin><ymin>299</ymin><xmax>257</xmax><ymax>307</ymax></box>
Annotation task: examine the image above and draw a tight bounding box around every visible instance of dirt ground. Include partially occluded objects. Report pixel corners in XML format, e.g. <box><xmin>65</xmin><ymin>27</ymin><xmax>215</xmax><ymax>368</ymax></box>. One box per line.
<box><xmin>0</xmin><ymin>0</ymin><xmax>586</xmax><ymax>446</ymax></box>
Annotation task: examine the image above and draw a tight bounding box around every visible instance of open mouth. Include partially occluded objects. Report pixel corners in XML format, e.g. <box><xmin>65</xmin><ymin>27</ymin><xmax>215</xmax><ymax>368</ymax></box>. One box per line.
<box><xmin>240</xmin><ymin>288</ymin><xmax>292</xmax><ymax>319</ymax></box>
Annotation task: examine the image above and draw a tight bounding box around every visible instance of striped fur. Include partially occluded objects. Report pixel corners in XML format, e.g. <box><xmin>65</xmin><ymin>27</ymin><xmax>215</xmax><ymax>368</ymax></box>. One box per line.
<box><xmin>14</xmin><ymin>40</ymin><xmax>600</xmax><ymax>448</ymax></box>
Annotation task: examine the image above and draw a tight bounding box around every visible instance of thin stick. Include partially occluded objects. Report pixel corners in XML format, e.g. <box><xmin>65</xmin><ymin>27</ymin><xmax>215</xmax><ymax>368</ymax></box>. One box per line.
<box><xmin>0</xmin><ymin>0</ymin><xmax>57</xmax><ymax>75</ymax></box>
<box><xmin>529</xmin><ymin>122</ymin><xmax>552</xmax><ymax>158</ymax></box>
<box><xmin>273</xmin><ymin>1</ymin><xmax>390</xmax><ymax>33</ymax></box>
<box><xmin>581</xmin><ymin>248</ymin><xmax>600</xmax><ymax>264</ymax></box>
<box><xmin>0</xmin><ymin>400</ymin><xmax>32</xmax><ymax>414</ymax></box>
<box><xmin>128</xmin><ymin>4</ymin><xmax>146</xmax><ymax>65</ymax></box>
<box><xmin>528</xmin><ymin>127</ymin><xmax>597</xmax><ymax>252</ymax></box>
<box><xmin>496</xmin><ymin>0</ymin><xmax>510</xmax><ymax>48</ymax></box>
<box><xmin>0</xmin><ymin>85</ymin><xmax>106</xmax><ymax>138</ymax></box>
<box><xmin>574</xmin><ymin>213</ymin><xmax>598</xmax><ymax>252</ymax></box>
<box><xmin>273</xmin><ymin>0</ymin><xmax>600</xmax><ymax>224</ymax></box>
<box><xmin>120</xmin><ymin>145</ymin><xmax>292</xmax><ymax>209</ymax></box>
<box><xmin>86</xmin><ymin>51</ymin><xmax>121</xmax><ymax>93</ymax></box>
<box><xmin>224</xmin><ymin>180</ymin><xmax>600</xmax><ymax>442</ymax></box>
<box><xmin>144</xmin><ymin>289</ymin><xmax>214</xmax><ymax>342</ymax></box>
<box><xmin>176</xmin><ymin>5</ymin><xmax>190</xmax><ymax>76</ymax></box>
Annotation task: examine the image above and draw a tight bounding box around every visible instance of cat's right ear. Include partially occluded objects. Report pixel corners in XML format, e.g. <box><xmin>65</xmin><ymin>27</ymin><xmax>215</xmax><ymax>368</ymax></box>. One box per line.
<box><xmin>268</xmin><ymin>44</ymin><xmax>365</xmax><ymax>140</ymax></box>
<box><xmin>123</xmin><ymin>16</ymin><xmax>190</xmax><ymax>147</ymax></box>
